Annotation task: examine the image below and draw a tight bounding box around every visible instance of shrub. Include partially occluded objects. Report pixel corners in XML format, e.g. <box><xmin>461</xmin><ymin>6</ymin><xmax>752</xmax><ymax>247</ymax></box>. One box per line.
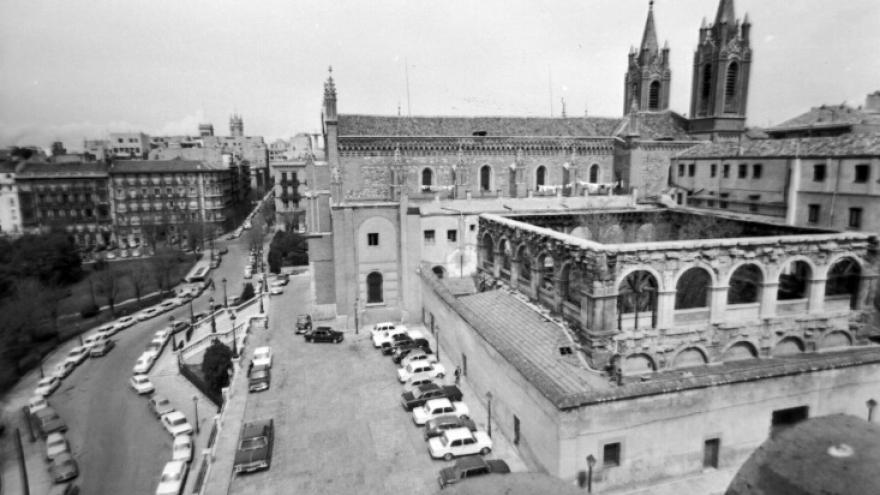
<box><xmin>241</xmin><ymin>282</ymin><xmax>255</xmax><ymax>302</ymax></box>
<box><xmin>80</xmin><ymin>303</ymin><xmax>100</xmax><ymax>319</ymax></box>
<box><xmin>201</xmin><ymin>339</ymin><xmax>233</xmax><ymax>393</ymax></box>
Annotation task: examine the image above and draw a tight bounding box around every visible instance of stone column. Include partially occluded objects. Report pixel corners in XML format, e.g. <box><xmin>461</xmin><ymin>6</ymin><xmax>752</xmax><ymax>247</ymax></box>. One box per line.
<box><xmin>760</xmin><ymin>282</ymin><xmax>779</xmax><ymax>319</ymax></box>
<box><xmin>657</xmin><ymin>289</ymin><xmax>676</xmax><ymax>329</ymax></box>
<box><xmin>857</xmin><ymin>274</ymin><xmax>879</xmax><ymax>311</ymax></box>
<box><xmin>529</xmin><ymin>266</ymin><xmax>541</xmax><ymax>300</ymax></box>
<box><xmin>510</xmin><ymin>257</ymin><xmax>520</xmax><ymax>290</ymax></box>
<box><xmin>709</xmin><ymin>285</ymin><xmax>727</xmax><ymax>324</ymax></box>
<box><xmin>492</xmin><ymin>250</ymin><xmax>502</xmax><ymax>279</ymax></box>
<box><xmin>808</xmin><ymin>278</ymin><xmax>826</xmax><ymax>314</ymax></box>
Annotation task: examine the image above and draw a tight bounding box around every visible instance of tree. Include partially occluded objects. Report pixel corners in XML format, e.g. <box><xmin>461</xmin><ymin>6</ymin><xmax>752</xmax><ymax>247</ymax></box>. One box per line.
<box><xmin>151</xmin><ymin>246</ymin><xmax>179</xmax><ymax>294</ymax></box>
<box><xmin>96</xmin><ymin>265</ymin><xmax>123</xmax><ymax>315</ymax></box>
<box><xmin>9</xmin><ymin>231</ymin><xmax>82</xmax><ymax>285</ymax></box>
<box><xmin>240</xmin><ymin>282</ymin><xmax>255</xmax><ymax>302</ymax></box>
<box><xmin>261</xmin><ymin>199</ymin><xmax>276</xmax><ymax>229</ymax></box>
<box><xmin>129</xmin><ymin>268</ymin><xmax>152</xmax><ymax>302</ymax></box>
<box><xmin>201</xmin><ymin>339</ymin><xmax>233</xmax><ymax>394</ymax></box>
<box><xmin>268</xmin><ymin>230</ymin><xmax>309</xmax><ymax>273</ymax></box>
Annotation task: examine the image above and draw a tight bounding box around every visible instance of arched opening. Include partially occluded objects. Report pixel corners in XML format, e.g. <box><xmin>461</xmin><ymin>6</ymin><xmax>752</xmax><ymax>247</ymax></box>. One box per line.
<box><xmin>562</xmin><ymin>264</ymin><xmax>585</xmax><ymax>305</ymax></box>
<box><xmin>724</xmin><ymin>62</ymin><xmax>739</xmax><ymax>113</ymax></box>
<box><xmin>676</xmin><ymin>267</ymin><xmax>711</xmax><ymax>309</ymax></box>
<box><xmin>778</xmin><ymin>260</ymin><xmax>811</xmax><ymax>300</ymax></box>
<box><xmin>622</xmin><ymin>354</ymin><xmax>655</xmax><ymax>374</ymax></box>
<box><xmin>826</xmin><ymin>258</ymin><xmax>861</xmax><ymax>309</ymax></box>
<box><xmin>773</xmin><ymin>337</ymin><xmax>804</xmax><ymax>356</ymax></box>
<box><xmin>540</xmin><ymin>254</ymin><xmax>555</xmax><ymax>292</ymax></box>
<box><xmin>722</xmin><ymin>341</ymin><xmax>758</xmax><ymax>361</ymax></box>
<box><xmin>499</xmin><ymin>239</ymin><xmax>512</xmax><ymax>280</ymax></box>
<box><xmin>480</xmin><ymin>165</ymin><xmax>492</xmax><ymax>192</ymax></box>
<box><xmin>366</xmin><ymin>271</ymin><xmax>383</xmax><ymax>304</ymax></box>
<box><xmin>421</xmin><ymin>168</ymin><xmax>433</xmax><ymax>191</ymax></box>
<box><xmin>648</xmin><ymin>81</ymin><xmax>661</xmax><ymax>110</ymax></box>
<box><xmin>618</xmin><ymin>270</ymin><xmax>658</xmax><ymax>330</ymax></box>
<box><xmin>535</xmin><ymin>166</ymin><xmax>546</xmax><ymax>189</ymax></box>
<box><xmin>562</xmin><ymin>166</ymin><xmax>571</xmax><ymax>197</ymax></box>
<box><xmin>518</xmin><ymin>246</ymin><xmax>532</xmax><ymax>282</ymax></box>
<box><xmin>432</xmin><ymin>266</ymin><xmax>445</xmax><ymax>279</ymax></box>
<box><xmin>821</xmin><ymin>331</ymin><xmax>852</xmax><ymax>349</ymax></box>
<box><xmin>728</xmin><ymin>264</ymin><xmax>762</xmax><ymax>304</ymax></box>
<box><xmin>700</xmin><ymin>64</ymin><xmax>712</xmax><ymax>114</ymax></box>
<box><xmin>480</xmin><ymin>234</ymin><xmax>495</xmax><ymax>269</ymax></box>
<box><xmin>672</xmin><ymin>347</ymin><xmax>708</xmax><ymax>369</ymax></box>
<box><xmin>589</xmin><ymin>164</ymin><xmax>600</xmax><ymax>184</ymax></box>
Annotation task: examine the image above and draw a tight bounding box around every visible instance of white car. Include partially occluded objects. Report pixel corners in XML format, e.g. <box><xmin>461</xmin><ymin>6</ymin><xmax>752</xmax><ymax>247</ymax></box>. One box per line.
<box><xmin>161</xmin><ymin>411</ymin><xmax>193</xmax><ymax>437</ymax></box>
<box><xmin>53</xmin><ymin>361</ymin><xmax>75</xmax><ymax>379</ymax></box>
<box><xmin>46</xmin><ymin>432</ymin><xmax>70</xmax><ymax>461</ymax></box>
<box><xmin>400</xmin><ymin>350</ymin><xmax>438</xmax><ymax>369</ymax></box>
<box><xmin>137</xmin><ymin>307</ymin><xmax>162</xmax><ymax>321</ymax></box>
<box><xmin>252</xmin><ymin>346</ymin><xmax>272</xmax><ymax>369</ymax></box>
<box><xmin>372</xmin><ymin>325</ymin><xmax>408</xmax><ymax>348</ymax></box>
<box><xmin>412</xmin><ymin>399</ymin><xmax>470</xmax><ymax>425</ymax></box>
<box><xmin>427</xmin><ymin>427</ymin><xmax>493</xmax><ymax>461</ymax></box>
<box><xmin>269</xmin><ymin>285</ymin><xmax>284</xmax><ymax>296</ymax></box>
<box><xmin>130</xmin><ymin>374</ymin><xmax>155</xmax><ymax>395</ymax></box>
<box><xmin>133</xmin><ymin>353</ymin><xmax>156</xmax><ymax>374</ymax></box>
<box><xmin>115</xmin><ymin>315</ymin><xmax>136</xmax><ymax>330</ymax></box>
<box><xmin>397</xmin><ymin>362</ymin><xmax>446</xmax><ymax>383</ymax></box>
<box><xmin>158</xmin><ymin>300</ymin><xmax>177</xmax><ymax>312</ymax></box>
<box><xmin>156</xmin><ymin>460</ymin><xmax>188</xmax><ymax>495</ymax></box>
<box><xmin>154</xmin><ymin>328</ymin><xmax>172</xmax><ymax>345</ymax></box>
<box><xmin>83</xmin><ymin>333</ymin><xmax>110</xmax><ymax>350</ymax></box>
<box><xmin>371</xmin><ymin>321</ymin><xmax>398</xmax><ymax>339</ymax></box>
<box><xmin>28</xmin><ymin>395</ymin><xmax>49</xmax><ymax>414</ymax></box>
<box><xmin>65</xmin><ymin>346</ymin><xmax>90</xmax><ymax>366</ymax></box>
<box><xmin>172</xmin><ymin>434</ymin><xmax>193</xmax><ymax>463</ymax></box>
<box><xmin>35</xmin><ymin>376</ymin><xmax>61</xmax><ymax>397</ymax></box>
<box><xmin>243</xmin><ymin>268</ymin><xmax>253</xmax><ymax>279</ymax></box>
<box><xmin>95</xmin><ymin>323</ymin><xmax>119</xmax><ymax>338</ymax></box>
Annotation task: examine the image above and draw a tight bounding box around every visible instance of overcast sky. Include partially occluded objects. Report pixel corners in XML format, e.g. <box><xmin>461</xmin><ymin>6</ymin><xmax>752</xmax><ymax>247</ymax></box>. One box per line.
<box><xmin>1</xmin><ymin>0</ymin><xmax>878</xmax><ymax>150</ymax></box>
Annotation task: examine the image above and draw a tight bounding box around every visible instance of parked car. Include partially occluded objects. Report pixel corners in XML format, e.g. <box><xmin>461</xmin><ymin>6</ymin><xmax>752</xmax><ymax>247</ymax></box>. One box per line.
<box><xmin>35</xmin><ymin>376</ymin><xmax>61</xmax><ymax>397</ymax></box>
<box><xmin>248</xmin><ymin>367</ymin><xmax>271</xmax><ymax>392</ymax></box>
<box><xmin>413</xmin><ymin>398</ymin><xmax>470</xmax><ymax>426</ymax></box>
<box><xmin>133</xmin><ymin>353</ymin><xmax>156</xmax><ymax>374</ymax></box>
<box><xmin>219</xmin><ymin>246</ymin><xmax>229</xmax><ymax>255</ymax></box>
<box><xmin>401</xmin><ymin>384</ymin><xmax>463</xmax><ymax>411</ymax></box>
<box><xmin>233</xmin><ymin>419</ymin><xmax>274</xmax><ymax>474</ymax></box>
<box><xmin>161</xmin><ymin>411</ymin><xmax>193</xmax><ymax>437</ymax></box>
<box><xmin>89</xmin><ymin>339</ymin><xmax>115</xmax><ymax>357</ymax></box>
<box><xmin>252</xmin><ymin>347</ymin><xmax>272</xmax><ymax>370</ymax></box>
<box><xmin>137</xmin><ymin>307</ymin><xmax>162</xmax><ymax>321</ymax></box>
<box><xmin>33</xmin><ymin>407</ymin><xmax>67</xmax><ymax>437</ymax></box>
<box><xmin>295</xmin><ymin>314</ymin><xmax>312</xmax><ymax>334</ymax></box>
<box><xmin>49</xmin><ymin>452</ymin><xmax>79</xmax><ymax>483</ymax></box>
<box><xmin>397</xmin><ymin>362</ymin><xmax>447</xmax><ymax>383</ymax></box>
<box><xmin>28</xmin><ymin>395</ymin><xmax>49</xmax><ymax>415</ymax></box>
<box><xmin>53</xmin><ymin>361</ymin><xmax>76</xmax><ymax>379</ymax></box>
<box><xmin>130</xmin><ymin>374</ymin><xmax>155</xmax><ymax>395</ymax></box>
<box><xmin>438</xmin><ymin>456</ymin><xmax>511</xmax><ymax>489</ymax></box>
<box><xmin>149</xmin><ymin>395</ymin><xmax>175</xmax><ymax>418</ymax></box>
<box><xmin>402</xmin><ymin>376</ymin><xmax>440</xmax><ymax>391</ymax></box>
<box><xmin>269</xmin><ymin>285</ymin><xmax>284</xmax><ymax>296</ymax></box>
<box><xmin>381</xmin><ymin>334</ymin><xmax>414</xmax><ymax>356</ymax></box>
<box><xmin>155</xmin><ymin>460</ymin><xmax>188</xmax><ymax>495</ymax></box>
<box><xmin>304</xmin><ymin>326</ymin><xmax>344</xmax><ymax>343</ymax></box>
<box><xmin>172</xmin><ymin>434</ymin><xmax>193</xmax><ymax>463</ymax></box>
<box><xmin>371</xmin><ymin>321</ymin><xmax>398</xmax><ymax>339</ymax></box>
<box><xmin>47</xmin><ymin>482</ymin><xmax>80</xmax><ymax>495</ymax></box>
<box><xmin>64</xmin><ymin>346</ymin><xmax>90</xmax><ymax>366</ymax></box>
<box><xmin>170</xmin><ymin>321</ymin><xmax>191</xmax><ymax>334</ymax></box>
<box><xmin>46</xmin><ymin>432</ymin><xmax>71</xmax><ymax>461</ymax></box>
<box><xmin>400</xmin><ymin>350</ymin><xmax>438</xmax><ymax>369</ymax></box>
<box><xmin>372</xmin><ymin>325</ymin><xmax>408</xmax><ymax>348</ymax></box>
<box><xmin>428</xmin><ymin>427</ymin><xmax>493</xmax><ymax>461</ymax></box>
<box><xmin>425</xmin><ymin>414</ymin><xmax>479</xmax><ymax>441</ymax></box>
<box><xmin>114</xmin><ymin>315</ymin><xmax>136</xmax><ymax>330</ymax></box>
<box><xmin>94</xmin><ymin>323</ymin><xmax>118</xmax><ymax>339</ymax></box>
<box><xmin>158</xmin><ymin>300</ymin><xmax>178</xmax><ymax>312</ymax></box>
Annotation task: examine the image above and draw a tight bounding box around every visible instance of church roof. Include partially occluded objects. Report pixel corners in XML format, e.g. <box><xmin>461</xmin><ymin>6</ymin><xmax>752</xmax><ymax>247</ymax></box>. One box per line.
<box><xmin>677</xmin><ymin>134</ymin><xmax>880</xmax><ymax>159</ymax></box>
<box><xmin>336</xmin><ymin>114</ymin><xmax>621</xmax><ymax>138</ymax></box>
<box><xmin>639</xmin><ymin>1</ymin><xmax>659</xmax><ymax>55</ymax></box>
<box><xmin>618</xmin><ymin>111</ymin><xmax>697</xmax><ymax>141</ymax></box>
<box><xmin>767</xmin><ymin>104</ymin><xmax>880</xmax><ymax>134</ymax></box>
<box><xmin>715</xmin><ymin>0</ymin><xmax>737</xmax><ymax>26</ymax></box>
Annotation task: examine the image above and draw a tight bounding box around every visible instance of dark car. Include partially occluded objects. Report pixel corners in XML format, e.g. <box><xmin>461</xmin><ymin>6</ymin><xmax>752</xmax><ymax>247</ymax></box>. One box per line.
<box><xmin>295</xmin><ymin>314</ymin><xmax>312</xmax><ymax>334</ymax></box>
<box><xmin>424</xmin><ymin>414</ymin><xmax>478</xmax><ymax>440</ymax></box>
<box><xmin>49</xmin><ymin>452</ymin><xmax>80</xmax><ymax>483</ymax></box>
<box><xmin>381</xmin><ymin>334</ymin><xmax>413</xmax><ymax>355</ymax></box>
<box><xmin>248</xmin><ymin>368</ymin><xmax>271</xmax><ymax>393</ymax></box>
<box><xmin>233</xmin><ymin>419</ymin><xmax>274</xmax><ymax>474</ymax></box>
<box><xmin>401</xmin><ymin>383</ymin><xmax>464</xmax><ymax>411</ymax></box>
<box><xmin>33</xmin><ymin>407</ymin><xmax>67</xmax><ymax>437</ymax></box>
<box><xmin>438</xmin><ymin>456</ymin><xmax>510</xmax><ymax>489</ymax></box>
<box><xmin>305</xmin><ymin>326</ymin><xmax>344</xmax><ymax>343</ymax></box>
<box><xmin>171</xmin><ymin>320</ymin><xmax>191</xmax><ymax>334</ymax></box>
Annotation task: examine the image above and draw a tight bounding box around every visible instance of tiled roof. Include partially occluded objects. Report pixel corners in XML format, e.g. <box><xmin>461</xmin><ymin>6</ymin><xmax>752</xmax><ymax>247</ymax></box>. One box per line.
<box><xmin>0</xmin><ymin>160</ymin><xmax>17</xmax><ymax>173</ymax></box>
<box><xmin>769</xmin><ymin>104</ymin><xmax>880</xmax><ymax>131</ymax></box>
<box><xmin>110</xmin><ymin>159</ymin><xmax>226</xmax><ymax>173</ymax></box>
<box><xmin>337</xmin><ymin>114</ymin><xmax>621</xmax><ymax>137</ymax></box>
<box><xmin>17</xmin><ymin>160</ymin><xmax>108</xmax><ymax>177</ymax></box>
<box><xmin>618</xmin><ymin>111</ymin><xmax>698</xmax><ymax>141</ymax></box>
<box><xmin>677</xmin><ymin>134</ymin><xmax>880</xmax><ymax>159</ymax></box>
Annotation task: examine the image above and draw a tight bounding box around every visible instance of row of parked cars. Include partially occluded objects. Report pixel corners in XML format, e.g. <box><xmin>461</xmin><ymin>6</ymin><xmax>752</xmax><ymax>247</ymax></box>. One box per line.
<box><xmin>370</xmin><ymin>321</ymin><xmax>512</xmax><ymax>489</ymax></box>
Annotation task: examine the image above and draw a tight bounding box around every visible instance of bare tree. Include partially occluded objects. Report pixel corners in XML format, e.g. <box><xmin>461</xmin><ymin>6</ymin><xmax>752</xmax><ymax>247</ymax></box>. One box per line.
<box><xmin>579</xmin><ymin>211</ymin><xmax>622</xmax><ymax>244</ymax></box>
<box><xmin>96</xmin><ymin>265</ymin><xmax>123</xmax><ymax>315</ymax></box>
<box><xmin>129</xmin><ymin>267</ymin><xmax>152</xmax><ymax>302</ymax></box>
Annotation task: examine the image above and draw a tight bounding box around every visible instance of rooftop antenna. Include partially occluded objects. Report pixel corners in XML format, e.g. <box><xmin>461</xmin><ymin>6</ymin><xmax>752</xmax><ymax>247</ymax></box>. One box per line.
<box><xmin>561</xmin><ymin>97</ymin><xmax>567</xmax><ymax>118</ymax></box>
<box><xmin>397</xmin><ymin>101</ymin><xmax>402</xmax><ymax>117</ymax></box>
<box><xmin>405</xmin><ymin>58</ymin><xmax>412</xmax><ymax>117</ymax></box>
<box><xmin>548</xmin><ymin>66</ymin><xmax>554</xmax><ymax>117</ymax></box>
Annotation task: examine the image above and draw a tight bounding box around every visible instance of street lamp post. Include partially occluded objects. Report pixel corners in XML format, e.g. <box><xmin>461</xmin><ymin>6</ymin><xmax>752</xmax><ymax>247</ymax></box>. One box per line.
<box><xmin>868</xmin><ymin>399</ymin><xmax>877</xmax><ymax>422</ymax></box>
<box><xmin>486</xmin><ymin>391</ymin><xmax>493</xmax><ymax>438</ymax></box>
<box><xmin>209</xmin><ymin>297</ymin><xmax>217</xmax><ymax>333</ymax></box>
<box><xmin>192</xmin><ymin>396</ymin><xmax>200</xmax><ymax>435</ymax></box>
<box><xmin>169</xmin><ymin>316</ymin><xmax>177</xmax><ymax>350</ymax></box>
<box><xmin>586</xmin><ymin>455</ymin><xmax>596</xmax><ymax>493</ymax></box>
<box><xmin>222</xmin><ymin>278</ymin><xmax>228</xmax><ymax>308</ymax></box>
<box><xmin>188</xmin><ymin>298</ymin><xmax>195</xmax><ymax>326</ymax></box>
<box><xmin>230</xmin><ymin>312</ymin><xmax>238</xmax><ymax>357</ymax></box>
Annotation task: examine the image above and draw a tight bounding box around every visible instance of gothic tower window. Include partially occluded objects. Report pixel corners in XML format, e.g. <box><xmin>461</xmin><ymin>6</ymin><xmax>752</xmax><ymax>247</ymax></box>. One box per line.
<box><xmin>724</xmin><ymin>62</ymin><xmax>739</xmax><ymax>113</ymax></box>
<box><xmin>480</xmin><ymin>165</ymin><xmax>492</xmax><ymax>192</ymax></box>
<box><xmin>589</xmin><ymin>164</ymin><xmax>600</xmax><ymax>184</ymax></box>
<box><xmin>648</xmin><ymin>81</ymin><xmax>661</xmax><ymax>110</ymax></box>
<box><xmin>367</xmin><ymin>271</ymin><xmax>383</xmax><ymax>304</ymax></box>
<box><xmin>421</xmin><ymin>168</ymin><xmax>433</xmax><ymax>192</ymax></box>
<box><xmin>535</xmin><ymin>166</ymin><xmax>546</xmax><ymax>189</ymax></box>
<box><xmin>700</xmin><ymin>64</ymin><xmax>713</xmax><ymax>114</ymax></box>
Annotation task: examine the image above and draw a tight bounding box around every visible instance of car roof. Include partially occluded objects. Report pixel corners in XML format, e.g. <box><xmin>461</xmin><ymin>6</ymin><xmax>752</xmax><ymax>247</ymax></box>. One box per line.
<box><xmin>165</xmin><ymin>411</ymin><xmax>185</xmax><ymax>420</ymax></box>
<box><xmin>424</xmin><ymin>398</ymin><xmax>453</xmax><ymax>409</ymax></box>
<box><xmin>242</xmin><ymin>419</ymin><xmax>273</xmax><ymax>436</ymax></box>
<box><xmin>173</xmin><ymin>435</ymin><xmax>192</xmax><ymax>445</ymax></box>
<box><xmin>454</xmin><ymin>455</ymin><xmax>490</xmax><ymax>470</ymax></box>
<box><xmin>254</xmin><ymin>346</ymin><xmax>270</xmax><ymax>353</ymax></box>
<box><xmin>443</xmin><ymin>427</ymin><xmax>475</xmax><ymax>441</ymax></box>
<box><xmin>151</xmin><ymin>395</ymin><xmax>169</xmax><ymax>403</ymax></box>
<box><xmin>162</xmin><ymin>460</ymin><xmax>186</xmax><ymax>473</ymax></box>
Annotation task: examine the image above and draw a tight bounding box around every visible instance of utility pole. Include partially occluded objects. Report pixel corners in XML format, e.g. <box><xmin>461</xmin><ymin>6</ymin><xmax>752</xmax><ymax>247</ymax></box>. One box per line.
<box><xmin>15</xmin><ymin>429</ymin><xmax>30</xmax><ymax>495</ymax></box>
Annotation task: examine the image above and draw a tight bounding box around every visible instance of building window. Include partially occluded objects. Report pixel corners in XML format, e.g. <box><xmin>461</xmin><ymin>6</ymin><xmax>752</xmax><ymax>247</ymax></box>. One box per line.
<box><xmin>447</xmin><ymin>229</ymin><xmax>457</xmax><ymax>243</ymax></box>
<box><xmin>421</xmin><ymin>168</ymin><xmax>433</xmax><ymax>192</ymax></box>
<box><xmin>849</xmin><ymin>208</ymin><xmax>863</xmax><ymax>229</ymax></box>
<box><xmin>469</xmin><ymin>224</ymin><xmax>476</xmax><ymax>232</ymax></box>
<box><xmin>589</xmin><ymin>164</ymin><xmax>600</xmax><ymax>184</ymax></box>
<box><xmin>748</xmin><ymin>194</ymin><xmax>760</xmax><ymax>212</ymax></box>
<box><xmin>366</xmin><ymin>272</ymin><xmax>383</xmax><ymax>304</ymax></box>
<box><xmin>813</xmin><ymin>164</ymin><xmax>826</xmax><ymax>182</ymax></box>
<box><xmin>703</xmin><ymin>438</ymin><xmax>720</xmax><ymax>469</ymax></box>
<box><xmin>688</xmin><ymin>164</ymin><xmax>695</xmax><ymax>177</ymax></box>
<box><xmin>753</xmin><ymin>164</ymin><xmax>763</xmax><ymax>179</ymax></box>
<box><xmin>738</xmin><ymin>164</ymin><xmax>748</xmax><ymax>179</ymax></box>
<box><xmin>603</xmin><ymin>442</ymin><xmax>621</xmax><ymax>468</ymax></box>
<box><xmin>808</xmin><ymin>204</ymin><xmax>820</xmax><ymax>223</ymax></box>
<box><xmin>648</xmin><ymin>80</ymin><xmax>660</xmax><ymax>110</ymax></box>
<box><xmin>723</xmin><ymin>164</ymin><xmax>730</xmax><ymax>178</ymax></box>
<box><xmin>771</xmin><ymin>406</ymin><xmax>809</xmax><ymax>438</ymax></box>
<box><xmin>535</xmin><ymin>166</ymin><xmax>546</xmax><ymax>189</ymax></box>
<box><xmin>480</xmin><ymin>165</ymin><xmax>492</xmax><ymax>192</ymax></box>
<box><xmin>720</xmin><ymin>193</ymin><xmax>730</xmax><ymax>209</ymax></box>
<box><xmin>854</xmin><ymin>164</ymin><xmax>870</xmax><ymax>183</ymax></box>
<box><xmin>710</xmin><ymin>164</ymin><xmax>717</xmax><ymax>178</ymax></box>
<box><xmin>367</xmin><ymin>233</ymin><xmax>379</xmax><ymax>246</ymax></box>
<box><xmin>678</xmin><ymin>164</ymin><xmax>685</xmax><ymax>177</ymax></box>
<box><xmin>424</xmin><ymin>229</ymin><xmax>435</xmax><ymax>245</ymax></box>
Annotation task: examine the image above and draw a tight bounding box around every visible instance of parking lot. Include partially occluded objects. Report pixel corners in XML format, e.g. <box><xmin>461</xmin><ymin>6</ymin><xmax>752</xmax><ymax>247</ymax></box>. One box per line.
<box><xmin>227</xmin><ymin>270</ymin><xmax>524</xmax><ymax>495</ymax></box>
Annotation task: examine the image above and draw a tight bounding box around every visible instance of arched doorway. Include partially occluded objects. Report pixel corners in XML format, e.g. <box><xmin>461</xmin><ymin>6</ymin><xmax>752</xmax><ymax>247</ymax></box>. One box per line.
<box><xmin>675</xmin><ymin>267</ymin><xmax>711</xmax><ymax>322</ymax></box>
<box><xmin>535</xmin><ymin>166</ymin><xmax>546</xmax><ymax>190</ymax></box>
<box><xmin>367</xmin><ymin>271</ymin><xmax>383</xmax><ymax>303</ymax></box>
<box><xmin>728</xmin><ymin>264</ymin><xmax>762</xmax><ymax>304</ymax></box>
<box><xmin>618</xmin><ymin>270</ymin><xmax>658</xmax><ymax>330</ymax></box>
<box><xmin>561</xmin><ymin>264</ymin><xmax>585</xmax><ymax>305</ymax></box>
<box><xmin>480</xmin><ymin>234</ymin><xmax>495</xmax><ymax>270</ymax></box>
<box><xmin>826</xmin><ymin>257</ymin><xmax>861</xmax><ymax>309</ymax></box>
<box><xmin>778</xmin><ymin>260</ymin><xmax>811</xmax><ymax>300</ymax></box>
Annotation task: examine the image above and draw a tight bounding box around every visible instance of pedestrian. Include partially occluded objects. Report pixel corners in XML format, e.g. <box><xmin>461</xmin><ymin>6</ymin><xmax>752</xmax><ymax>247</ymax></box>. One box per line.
<box><xmin>454</xmin><ymin>365</ymin><xmax>462</xmax><ymax>385</ymax></box>
<box><xmin>248</xmin><ymin>360</ymin><xmax>254</xmax><ymax>376</ymax></box>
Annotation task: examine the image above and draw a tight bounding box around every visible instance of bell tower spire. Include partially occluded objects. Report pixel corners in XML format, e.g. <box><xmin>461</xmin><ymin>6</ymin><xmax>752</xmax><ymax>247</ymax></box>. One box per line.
<box><xmin>623</xmin><ymin>0</ymin><xmax>671</xmax><ymax>114</ymax></box>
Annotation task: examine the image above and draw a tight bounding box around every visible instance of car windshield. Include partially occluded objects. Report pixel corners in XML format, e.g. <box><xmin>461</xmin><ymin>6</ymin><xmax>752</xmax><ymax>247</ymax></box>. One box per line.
<box><xmin>171</xmin><ymin>417</ymin><xmax>186</xmax><ymax>426</ymax></box>
<box><xmin>38</xmin><ymin>377</ymin><xmax>54</xmax><ymax>386</ymax></box>
<box><xmin>241</xmin><ymin>437</ymin><xmax>267</xmax><ymax>450</ymax></box>
<box><xmin>439</xmin><ymin>434</ymin><xmax>450</xmax><ymax>447</ymax></box>
<box><xmin>160</xmin><ymin>472</ymin><xmax>181</xmax><ymax>482</ymax></box>
<box><xmin>175</xmin><ymin>441</ymin><xmax>190</xmax><ymax>450</ymax></box>
<box><xmin>48</xmin><ymin>437</ymin><xmax>65</xmax><ymax>448</ymax></box>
